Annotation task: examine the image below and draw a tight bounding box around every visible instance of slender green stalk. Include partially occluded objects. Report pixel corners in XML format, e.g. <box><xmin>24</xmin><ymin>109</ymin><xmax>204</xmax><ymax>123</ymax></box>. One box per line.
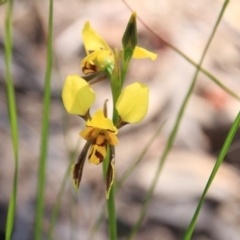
<box><xmin>127</xmin><ymin>1</ymin><xmax>229</xmax><ymax>239</ymax></box>
<box><xmin>122</xmin><ymin>0</ymin><xmax>240</xmax><ymax>101</ymax></box>
<box><xmin>34</xmin><ymin>0</ymin><xmax>53</xmax><ymax>239</ymax></box>
<box><xmin>184</xmin><ymin>110</ymin><xmax>240</xmax><ymax>239</ymax></box>
<box><xmin>47</xmin><ymin>113</ymin><xmax>81</xmax><ymax>239</ymax></box>
<box><xmin>101</xmin><ymin>48</ymin><xmax>124</xmax><ymax>240</ymax></box>
<box><xmin>107</xmin><ymin>184</ymin><xmax>117</xmax><ymax>240</ymax></box>
<box><xmin>4</xmin><ymin>0</ymin><xmax>19</xmax><ymax>239</ymax></box>
<box><xmin>102</xmin><ymin>149</ymin><xmax>117</xmax><ymax>240</ymax></box>
<box><xmin>47</xmin><ymin>148</ymin><xmax>77</xmax><ymax>240</ymax></box>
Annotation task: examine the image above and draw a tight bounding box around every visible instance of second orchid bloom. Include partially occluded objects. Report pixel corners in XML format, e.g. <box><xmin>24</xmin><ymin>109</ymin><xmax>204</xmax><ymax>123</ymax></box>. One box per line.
<box><xmin>62</xmin><ymin>75</ymin><xmax>149</xmax><ymax>198</ymax></box>
<box><xmin>81</xmin><ymin>20</ymin><xmax>157</xmax><ymax>75</ymax></box>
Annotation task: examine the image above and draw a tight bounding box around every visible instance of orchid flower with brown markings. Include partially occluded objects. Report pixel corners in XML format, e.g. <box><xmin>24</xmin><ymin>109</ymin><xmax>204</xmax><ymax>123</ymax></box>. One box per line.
<box><xmin>62</xmin><ymin>75</ymin><xmax>149</xmax><ymax>198</ymax></box>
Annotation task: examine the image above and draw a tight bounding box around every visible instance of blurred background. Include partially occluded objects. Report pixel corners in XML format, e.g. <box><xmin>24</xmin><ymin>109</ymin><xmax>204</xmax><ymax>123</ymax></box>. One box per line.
<box><xmin>0</xmin><ymin>0</ymin><xmax>240</xmax><ymax>239</ymax></box>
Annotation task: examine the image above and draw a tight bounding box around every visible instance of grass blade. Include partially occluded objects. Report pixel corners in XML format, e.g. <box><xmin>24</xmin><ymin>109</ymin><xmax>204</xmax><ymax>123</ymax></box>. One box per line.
<box><xmin>4</xmin><ymin>0</ymin><xmax>19</xmax><ymax>239</ymax></box>
<box><xmin>127</xmin><ymin>1</ymin><xmax>229</xmax><ymax>239</ymax></box>
<box><xmin>34</xmin><ymin>0</ymin><xmax>53</xmax><ymax>239</ymax></box>
<box><xmin>122</xmin><ymin>0</ymin><xmax>240</xmax><ymax>101</ymax></box>
<box><xmin>47</xmin><ymin>139</ymin><xmax>80</xmax><ymax>240</ymax></box>
<box><xmin>184</xmin><ymin>111</ymin><xmax>240</xmax><ymax>239</ymax></box>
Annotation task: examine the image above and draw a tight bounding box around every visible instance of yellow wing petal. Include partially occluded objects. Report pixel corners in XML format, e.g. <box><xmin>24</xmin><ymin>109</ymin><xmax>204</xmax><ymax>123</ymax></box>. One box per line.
<box><xmin>116</xmin><ymin>82</ymin><xmax>149</xmax><ymax>123</ymax></box>
<box><xmin>62</xmin><ymin>75</ymin><xmax>95</xmax><ymax>115</ymax></box>
<box><xmin>133</xmin><ymin>46</ymin><xmax>157</xmax><ymax>60</ymax></box>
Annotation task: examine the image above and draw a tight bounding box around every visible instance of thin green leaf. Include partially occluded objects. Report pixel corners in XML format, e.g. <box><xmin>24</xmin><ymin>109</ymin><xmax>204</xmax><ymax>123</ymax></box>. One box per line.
<box><xmin>34</xmin><ymin>0</ymin><xmax>53</xmax><ymax>239</ymax></box>
<box><xmin>47</xmin><ymin>139</ymin><xmax>80</xmax><ymax>240</ymax></box>
<box><xmin>0</xmin><ymin>0</ymin><xmax>7</xmax><ymax>5</ymax></box>
<box><xmin>4</xmin><ymin>0</ymin><xmax>19</xmax><ymax>239</ymax></box>
<box><xmin>122</xmin><ymin>0</ymin><xmax>240</xmax><ymax>101</ymax></box>
<box><xmin>127</xmin><ymin>1</ymin><xmax>229</xmax><ymax>239</ymax></box>
<box><xmin>184</xmin><ymin>111</ymin><xmax>240</xmax><ymax>239</ymax></box>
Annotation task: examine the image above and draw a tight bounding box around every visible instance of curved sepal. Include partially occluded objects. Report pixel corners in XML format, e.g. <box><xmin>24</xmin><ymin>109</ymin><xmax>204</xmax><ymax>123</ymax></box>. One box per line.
<box><xmin>71</xmin><ymin>141</ymin><xmax>91</xmax><ymax>191</ymax></box>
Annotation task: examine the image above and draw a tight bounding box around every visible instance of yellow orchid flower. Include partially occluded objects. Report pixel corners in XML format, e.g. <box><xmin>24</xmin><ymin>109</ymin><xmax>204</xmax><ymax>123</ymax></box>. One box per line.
<box><xmin>116</xmin><ymin>82</ymin><xmax>149</xmax><ymax>123</ymax></box>
<box><xmin>81</xmin><ymin>21</ymin><xmax>114</xmax><ymax>75</ymax></box>
<box><xmin>72</xmin><ymin>110</ymin><xmax>118</xmax><ymax>198</ymax></box>
<box><xmin>62</xmin><ymin>75</ymin><xmax>95</xmax><ymax>117</ymax></box>
<box><xmin>81</xmin><ymin>21</ymin><xmax>157</xmax><ymax>75</ymax></box>
<box><xmin>62</xmin><ymin>75</ymin><xmax>149</xmax><ymax>198</ymax></box>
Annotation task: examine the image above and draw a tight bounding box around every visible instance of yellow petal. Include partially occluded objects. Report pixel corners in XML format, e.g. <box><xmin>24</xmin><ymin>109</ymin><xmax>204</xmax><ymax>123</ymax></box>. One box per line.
<box><xmin>105</xmin><ymin>131</ymin><xmax>118</xmax><ymax>146</ymax></box>
<box><xmin>82</xmin><ymin>21</ymin><xmax>111</xmax><ymax>55</ymax></box>
<box><xmin>86</xmin><ymin>110</ymin><xmax>118</xmax><ymax>133</ymax></box>
<box><xmin>133</xmin><ymin>46</ymin><xmax>157</xmax><ymax>60</ymax></box>
<box><xmin>62</xmin><ymin>75</ymin><xmax>95</xmax><ymax>115</ymax></box>
<box><xmin>116</xmin><ymin>82</ymin><xmax>149</xmax><ymax>123</ymax></box>
<box><xmin>80</xmin><ymin>127</ymin><xmax>100</xmax><ymax>140</ymax></box>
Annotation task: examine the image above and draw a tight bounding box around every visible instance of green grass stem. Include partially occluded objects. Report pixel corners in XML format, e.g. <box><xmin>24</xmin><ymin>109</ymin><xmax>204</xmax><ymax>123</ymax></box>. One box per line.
<box><xmin>4</xmin><ymin>0</ymin><xmax>19</xmax><ymax>239</ymax></box>
<box><xmin>47</xmin><ymin>147</ymin><xmax>77</xmax><ymax>240</ymax></box>
<box><xmin>127</xmin><ymin>1</ymin><xmax>229</xmax><ymax>239</ymax></box>
<box><xmin>122</xmin><ymin>0</ymin><xmax>239</xmax><ymax>101</ymax></box>
<box><xmin>102</xmin><ymin>149</ymin><xmax>117</xmax><ymax>240</ymax></box>
<box><xmin>184</xmin><ymin>111</ymin><xmax>240</xmax><ymax>239</ymax></box>
<box><xmin>34</xmin><ymin>0</ymin><xmax>53</xmax><ymax>239</ymax></box>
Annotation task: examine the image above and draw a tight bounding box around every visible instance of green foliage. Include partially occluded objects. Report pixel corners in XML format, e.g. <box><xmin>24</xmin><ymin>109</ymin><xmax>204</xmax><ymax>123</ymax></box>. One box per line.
<box><xmin>4</xmin><ymin>0</ymin><xmax>19</xmax><ymax>239</ymax></box>
<box><xmin>4</xmin><ymin>1</ymin><xmax>239</xmax><ymax>240</ymax></box>
<box><xmin>34</xmin><ymin>0</ymin><xmax>53</xmax><ymax>239</ymax></box>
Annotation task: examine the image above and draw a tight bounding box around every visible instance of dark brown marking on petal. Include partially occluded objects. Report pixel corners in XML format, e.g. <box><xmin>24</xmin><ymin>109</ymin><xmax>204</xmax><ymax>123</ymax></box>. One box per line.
<box><xmin>82</xmin><ymin>61</ymin><xmax>98</xmax><ymax>75</ymax></box>
<box><xmin>95</xmin><ymin>149</ymin><xmax>104</xmax><ymax>163</ymax></box>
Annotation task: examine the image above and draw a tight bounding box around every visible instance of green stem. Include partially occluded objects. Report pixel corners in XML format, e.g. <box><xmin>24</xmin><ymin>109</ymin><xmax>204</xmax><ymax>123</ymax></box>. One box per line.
<box><xmin>34</xmin><ymin>0</ymin><xmax>53</xmax><ymax>239</ymax></box>
<box><xmin>122</xmin><ymin>0</ymin><xmax>240</xmax><ymax>101</ymax></box>
<box><xmin>127</xmin><ymin>1</ymin><xmax>229</xmax><ymax>239</ymax></box>
<box><xmin>102</xmin><ymin>149</ymin><xmax>117</xmax><ymax>240</ymax></box>
<box><xmin>184</xmin><ymin>110</ymin><xmax>240</xmax><ymax>239</ymax></box>
<box><xmin>107</xmin><ymin>184</ymin><xmax>117</xmax><ymax>240</ymax></box>
<box><xmin>46</xmin><ymin>115</ymin><xmax>80</xmax><ymax>240</ymax></box>
<box><xmin>4</xmin><ymin>0</ymin><xmax>19</xmax><ymax>239</ymax></box>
